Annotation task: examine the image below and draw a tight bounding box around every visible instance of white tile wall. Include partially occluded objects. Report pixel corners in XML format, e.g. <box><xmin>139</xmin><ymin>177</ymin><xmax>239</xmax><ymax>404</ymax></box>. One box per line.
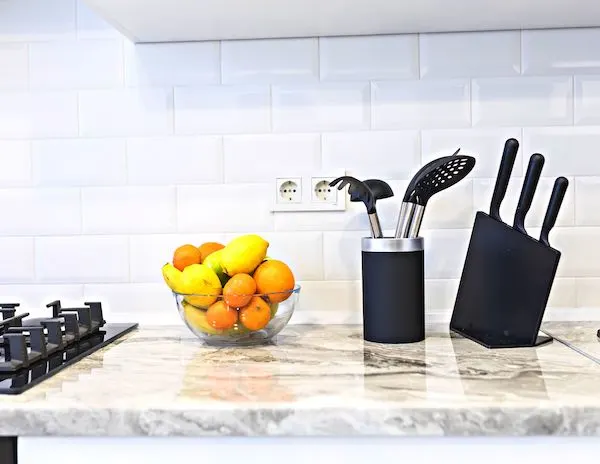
<box><xmin>1</xmin><ymin>0</ymin><xmax>600</xmax><ymax>322</ymax></box>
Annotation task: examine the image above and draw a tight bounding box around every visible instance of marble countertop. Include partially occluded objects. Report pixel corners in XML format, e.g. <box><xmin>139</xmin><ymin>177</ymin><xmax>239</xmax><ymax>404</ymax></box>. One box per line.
<box><xmin>0</xmin><ymin>323</ymin><xmax>599</xmax><ymax>437</ymax></box>
<box><xmin>543</xmin><ymin>321</ymin><xmax>600</xmax><ymax>363</ymax></box>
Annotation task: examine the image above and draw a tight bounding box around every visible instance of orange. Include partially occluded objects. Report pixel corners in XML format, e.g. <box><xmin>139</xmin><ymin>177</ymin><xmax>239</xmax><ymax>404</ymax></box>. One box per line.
<box><xmin>206</xmin><ymin>300</ymin><xmax>238</xmax><ymax>330</ymax></box>
<box><xmin>173</xmin><ymin>244</ymin><xmax>202</xmax><ymax>271</ymax></box>
<box><xmin>253</xmin><ymin>260</ymin><xmax>295</xmax><ymax>303</ymax></box>
<box><xmin>239</xmin><ymin>296</ymin><xmax>271</xmax><ymax>331</ymax></box>
<box><xmin>198</xmin><ymin>242</ymin><xmax>225</xmax><ymax>263</ymax></box>
<box><xmin>223</xmin><ymin>273</ymin><xmax>256</xmax><ymax>308</ymax></box>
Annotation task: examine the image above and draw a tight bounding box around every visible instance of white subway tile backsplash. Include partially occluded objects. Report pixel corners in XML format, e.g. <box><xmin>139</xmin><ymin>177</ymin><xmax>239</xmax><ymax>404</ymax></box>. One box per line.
<box><xmin>472</xmin><ymin>76</ymin><xmax>573</xmax><ymax>127</ymax></box>
<box><xmin>574</xmin><ymin>177</ymin><xmax>600</xmax><ymax>225</ymax></box>
<box><xmin>523</xmin><ymin>127</ymin><xmax>600</xmax><ymax>176</ymax></box>
<box><xmin>82</xmin><ymin>186</ymin><xmax>176</xmax><ymax>234</ymax></box>
<box><xmin>320</xmin><ymin>35</ymin><xmax>418</xmax><ymax>81</ymax></box>
<box><xmin>371</xmin><ymin>79</ymin><xmax>470</xmax><ymax>129</ymax></box>
<box><xmin>76</xmin><ymin>0</ymin><xmax>121</xmax><ymax>39</ymax></box>
<box><xmin>36</xmin><ymin>236</ymin><xmax>129</xmax><ymax>283</ymax></box>
<box><xmin>174</xmin><ymin>85</ymin><xmax>270</xmax><ymax>135</ymax></box>
<box><xmin>546</xmin><ymin>278</ymin><xmax>577</xmax><ymax>308</ymax></box>
<box><xmin>272</xmin><ymin>82</ymin><xmax>370</xmax><ymax>132</ymax></box>
<box><xmin>472</xmin><ymin>176</ymin><xmax>575</xmax><ymax>227</ymax></box>
<box><xmin>0</xmin><ymin>284</ymin><xmax>83</xmax><ymax>315</ymax></box>
<box><xmin>124</xmin><ymin>41</ymin><xmax>219</xmax><ymax>87</ymax></box>
<box><xmin>522</xmin><ymin>29</ymin><xmax>600</xmax><ymax>75</ymax></box>
<box><xmin>420</xmin><ymin>180</ymin><xmax>474</xmax><ymax>230</ymax></box>
<box><xmin>274</xmin><ymin>205</ymin><xmax>369</xmax><ymax>233</ymax></box>
<box><xmin>295</xmin><ymin>281</ymin><xmax>362</xmax><ymax>320</ymax></box>
<box><xmin>222</xmin><ymin>38</ymin><xmax>318</xmax><ymax>84</ymax></box>
<box><xmin>552</xmin><ymin>228</ymin><xmax>600</xmax><ymax>277</ymax></box>
<box><xmin>322</xmin><ymin>131</ymin><xmax>420</xmax><ymax>180</ymax></box>
<box><xmin>423</xmin><ymin>229</ymin><xmax>471</xmax><ymax>279</ymax></box>
<box><xmin>0</xmin><ymin>141</ymin><xmax>31</xmax><ymax>187</ymax></box>
<box><xmin>129</xmin><ymin>233</ymin><xmax>226</xmax><ymax>283</ymax></box>
<box><xmin>0</xmin><ymin>238</ymin><xmax>34</xmax><ymax>283</ymax></box>
<box><xmin>425</xmin><ymin>279</ymin><xmax>459</xmax><ymax>311</ymax></box>
<box><xmin>323</xmin><ymin>230</ymin><xmax>363</xmax><ymax>281</ymax></box>
<box><xmin>0</xmin><ymin>188</ymin><xmax>80</xmax><ymax>235</ymax></box>
<box><xmin>574</xmin><ymin>76</ymin><xmax>600</xmax><ymax>125</ymax></box>
<box><xmin>0</xmin><ymin>91</ymin><xmax>78</xmax><ymax>138</ymax></box>
<box><xmin>79</xmin><ymin>88</ymin><xmax>173</xmax><ymax>137</ymax></box>
<box><xmin>0</xmin><ymin>0</ymin><xmax>75</xmax><ymax>42</ymax></box>
<box><xmin>29</xmin><ymin>40</ymin><xmax>123</xmax><ymax>90</ymax></box>
<box><xmin>420</xmin><ymin>31</ymin><xmax>520</xmax><ymax>78</ymax></box>
<box><xmin>0</xmin><ymin>44</ymin><xmax>28</xmax><ymax>90</ymax></box>
<box><xmin>223</xmin><ymin>134</ymin><xmax>320</xmax><ymax>183</ymax></box>
<box><xmin>127</xmin><ymin>136</ymin><xmax>223</xmax><ymax>185</ymax></box>
<box><xmin>421</xmin><ymin>128</ymin><xmax>523</xmax><ymax>178</ymax></box>
<box><xmin>576</xmin><ymin>278</ymin><xmax>600</xmax><ymax>307</ymax></box>
<box><xmin>32</xmin><ymin>138</ymin><xmax>127</xmax><ymax>186</ymax></box>
<box><xmin>177</xmin><ymin>184</ymin><xmax>274</xmax><ymax>232</ymax></box>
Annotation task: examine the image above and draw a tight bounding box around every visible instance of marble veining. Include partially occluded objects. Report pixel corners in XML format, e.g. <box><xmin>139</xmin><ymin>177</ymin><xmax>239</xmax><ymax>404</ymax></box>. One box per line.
<box><xmin>543</xmin><ymin>321</ymin><xmax>600</xmax><ymax>364</ymax></box>
<box><xmin>0</xmin><ymin>324</ymin><xmax>599</xmax><ymax>437</ymax></box>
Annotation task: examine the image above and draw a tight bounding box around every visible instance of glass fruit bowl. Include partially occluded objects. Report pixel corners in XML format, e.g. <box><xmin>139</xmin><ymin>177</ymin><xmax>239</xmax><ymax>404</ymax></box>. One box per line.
<box><xmin>173</xmin><ymin>285</ymin><xmax>300</xmax><ymax>346</ymax></box>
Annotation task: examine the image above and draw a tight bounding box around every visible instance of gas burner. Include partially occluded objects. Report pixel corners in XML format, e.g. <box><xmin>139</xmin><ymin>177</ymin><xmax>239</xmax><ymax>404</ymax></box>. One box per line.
<box><xmin>0</xmin><ymin>300</ymin><xmax>137</xmax><ymax>395</ymax></box>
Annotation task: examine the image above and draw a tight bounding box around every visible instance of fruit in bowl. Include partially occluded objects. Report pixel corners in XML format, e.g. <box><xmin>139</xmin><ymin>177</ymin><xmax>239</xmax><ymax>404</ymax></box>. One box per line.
<box><xmin>162</xmin><ymin>234</ymin><xmax>300</xmax><ymax>346</ymax></box>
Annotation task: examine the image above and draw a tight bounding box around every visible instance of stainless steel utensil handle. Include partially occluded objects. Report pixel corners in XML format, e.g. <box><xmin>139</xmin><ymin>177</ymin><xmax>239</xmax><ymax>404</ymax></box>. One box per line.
<box><xmin>394</xmin><ymin>202</ymin><xmax>425</xmax><ymax>238</ymax></box>
<box><xmin>368</xmin><ymin>212</ymin><xmax>383</xmax><ymax>238</ymax></box>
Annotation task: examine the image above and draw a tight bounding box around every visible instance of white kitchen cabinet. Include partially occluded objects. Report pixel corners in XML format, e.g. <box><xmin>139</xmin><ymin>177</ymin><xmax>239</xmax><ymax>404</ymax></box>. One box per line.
<box><xmin>82</xmin><ymin>0</ymin><xmax>600</xmax><ymax>43</ymax></box>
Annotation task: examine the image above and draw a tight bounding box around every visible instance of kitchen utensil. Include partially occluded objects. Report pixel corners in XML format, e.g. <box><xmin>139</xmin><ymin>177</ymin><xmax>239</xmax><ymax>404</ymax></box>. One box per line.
<box><xmin>330</xmin><ymin>176</ymin><xmax>382</xmax><ymax>238</ymax></box>
<box><xmin>395</xmin><ymin>151</ymin><xmax>476</xmax><ymax>238</ymax></box>
<box><xmin>540</xmin><ymin>176</ymin><xmax>568</xmax><ymax>247</ymax></box>
<box><xmin>350</xmin><ymin>179</ymin><xmax>393</xmax><ymax>236</ymax></box>
<box><xmin>450</xmin><ymin>143</ymin><xmax>569</xmax><ymax>349</ymax></box>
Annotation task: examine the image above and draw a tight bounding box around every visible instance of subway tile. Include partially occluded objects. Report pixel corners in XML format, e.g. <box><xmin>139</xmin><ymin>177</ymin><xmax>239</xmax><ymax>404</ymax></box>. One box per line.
<box><xmin>552</xmin><ymin>228</ymin><xmax>600</xmax><ymax>277</ymax></box>
<box><xmin>124</xmin><ymin>41</ymin><xmax>219</xmax><ymax>87</ymax></box>
<box><xmin>0</xmin><ymin>0</ymin><xmax>76</xmax><ymax>42</ymax></box>
<box><xmin>76</xmin><ymin>0</ymin><xmax>121</xmax><ymax>39</ymax></box>
<box><xmin>323</xmin><ymin>230</ymin><xmax>363</xmax><ymax>281</ymax></box>
<box><xmin>0</xmin><ymin>188</ymin><xmax>81</xmax><ymax>235</ymax></box>
<box><xmin>224</xmin><ymin>231</ymin><xmax>324</xmax><ymax>281</ymax></box>
<box><xmin>472</xmin><ymin>76</ymin><xmax>573</xmax><ymax>127</ymax></box>
<box><xmin>420</xmin><ymin>31</ymin><xmax>520</xmax><ymax>78</ymax></box>
<box><xmin>177</xmin><ymin>184</ymin><xmax>274</xmax><ymax>233</ymax></box>
<box><xmin>522</xmin><ymin>29</ymin><xmax>600</xmax><ymax>75</ymax></box>
<box><xmin>129</xmin><ymin>233</ymin><xmax>227</xmax><ymax>283</ymax></box>
<box><xmin>575</xmin><ymin>75</ymin><xmax>600</xmax><ymax>125</ymax></box>
<box><xmin>0</xmin><ymin>91</ymin><xmax>78</xmax><ymax>138</ymax></box>
<box><xmin>0</xmin><ymin>44</ymin><xmax>28</xmax><ymax>90</ymax></box>
<box><xmin>79</xmin><ymin>88</ymin><xmax>173</xmax><ymax>137</ymax></box>
<box><xmin>222</xmin><ymin>38</ymin><xmax>318</xmax><ymax>84</ymax></box>
<box><xmin>0</xmin><ymin>284</ymin><xmax>83</xmax><ymax>316</ymax></box>
<box><xmin>294</xmin><ymin>281</ymin><xmax>361</xmax><ymax>321</ymax></box>
<box><xmin>174</xmin><ymin>85</ymin><xmax>270</xmax><ymax>135</ymax></box>
<box><xmin>576</xmin><ymin>278</ymin><xmax>600</xmax><ymax>307</ymax></box>
<box><xmin>472</xmin><ymin>176</ymin><xmax>575</xmax><ymax>227</ymax></box>
<box><xmin>320</xmin><ymin>35</ymin><xmax>418</xmax><ymax>81</ymax></box>
<box><xmin>421</xmin><ymin>128</ymin><xmax>523</xmax><ymax>178</ymax></box>
<box><xmin>223</xmin><ymin>134</ymin><xmax>320</xmax><ymax>183</ymax></box>
<box><xmin>127</xmin><ymin>136</ymin><xmax>222</xmax><ymax>185</ymax></box>
<box><xmin>29</xmin><ymin>40</ymin><xmax>123</xmax><ymax>90</ymax></box>
<box><xmin>83</xmin><ymin>283</ymin><xmax>178</xmax><ymax>321</ymax></box>
<box><xmin>575</xmin><ymin>177</ymin><xmax>600</xmax><ymax>225</ymax></box>
<box><xmin>419</xmin><ymin>180</ymin><xmax>474</xmax><ymax>230</ymax></box>
<box><xmin>272</xmin><ymin>82</ymin><xmax>370</xmax><ymax>132</ymax></box>
<box><xmin>372</xmin><ymin>79</ymin><xmax>470</xmax><ymax>129</ymax></box>
<box><xmin>35</xmin><ymin>236</ymin><xmax>129</xmax><ymax>283</ymax></box>
<box><xmin>546</xmin><ymin>278</ymin><xmax>577</xmax><ymax>308</ymax></box>
<box><xmin>523</xmin><ymin>126</ymin><xmax>600</xmax><ymax>176</ymax></box>
<box><xmin>0</xmin><ymin>238</ymin><xmax>34</xmax><ymax>283</ymax></box>
<box><xmin>82</xmin><ymin>186</ymin><xmax>176</xmax><ymax>234</ymax></box>
<box><xmin>32</xmin><ymin>138</ymin><xmax>127</xmax><ymax>187</ymax></box>
<box><xmin>423</xmin><ymin>229</ymin><xmax>471</xmax><ymax>279</ymax></box>
<box><xmin>322</xmin><ymin>131</ymin><xmax>420</xmax><ymax>180</ymax></box>
<box><xmin>0</xmin><ymin>141</ymin><xmax>31</xmax><ymax>187</ymax></box>
<box><xmin>425</xmin><ymin>279</ymin><xmax>459</xmax><ymax>310</ymax></box>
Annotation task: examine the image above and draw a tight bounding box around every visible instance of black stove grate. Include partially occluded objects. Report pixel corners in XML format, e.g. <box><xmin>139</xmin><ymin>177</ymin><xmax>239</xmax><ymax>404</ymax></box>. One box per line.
<box><xmin>0</xmin><ymin>300</ymin><xmax>137</xmax><ymax>394</ymax></box>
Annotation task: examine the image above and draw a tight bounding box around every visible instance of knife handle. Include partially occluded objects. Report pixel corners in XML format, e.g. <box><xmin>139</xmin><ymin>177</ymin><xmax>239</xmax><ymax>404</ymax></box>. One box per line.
<box><xmin>540</xmin><ymin>177</ymin><xmax>568</xmax><ymax>247</ymax></box>
<box><xmin>490</xmin><ymin>138</ymin><xmax>519</xmax><ymax>221</ymax></box>
<box><xmin>513</xmin><ymin>153</ymin><xmax>545</xmax><ymax>234</ymax></box>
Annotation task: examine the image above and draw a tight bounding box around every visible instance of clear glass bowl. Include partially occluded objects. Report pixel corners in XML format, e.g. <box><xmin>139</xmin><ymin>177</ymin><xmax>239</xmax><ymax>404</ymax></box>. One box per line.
<box><xmin>174</xmin><ymin>285</ymin><xmax>300</xmax><ymax>346</ymax></box>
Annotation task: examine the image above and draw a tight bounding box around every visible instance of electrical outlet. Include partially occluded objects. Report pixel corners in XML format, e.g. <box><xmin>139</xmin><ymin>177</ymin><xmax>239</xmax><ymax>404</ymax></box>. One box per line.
<box><xmin>271</xmin><ymin>170</ymin><xmax>346</xmax><ymax>212</ymax></box>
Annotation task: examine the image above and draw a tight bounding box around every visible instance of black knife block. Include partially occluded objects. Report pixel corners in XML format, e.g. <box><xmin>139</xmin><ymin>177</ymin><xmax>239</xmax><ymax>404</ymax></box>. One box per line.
<box><xmin>449</xmin><ymin>211</ymin><xmax>561</xmax><ymax>349</ymax></box>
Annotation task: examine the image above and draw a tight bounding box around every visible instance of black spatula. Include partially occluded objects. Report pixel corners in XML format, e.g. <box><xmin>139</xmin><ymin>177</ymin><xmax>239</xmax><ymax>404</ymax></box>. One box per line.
<box><xmin>450</xmin><ymin>141</ymin><xmax>569</xmax><ymax>349</ymax></box>
<box><xmin>330</xmin><ymin>176</ymin><xmax>382</xmax><ymax>238</ymax></box>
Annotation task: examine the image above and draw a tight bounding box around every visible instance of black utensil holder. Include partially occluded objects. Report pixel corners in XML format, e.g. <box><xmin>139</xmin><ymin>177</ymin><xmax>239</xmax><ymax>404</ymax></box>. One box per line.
<box><xmin>361</xmin><ymin>237</ymin><xmax>424</xmax><ymax>344</ymax></box>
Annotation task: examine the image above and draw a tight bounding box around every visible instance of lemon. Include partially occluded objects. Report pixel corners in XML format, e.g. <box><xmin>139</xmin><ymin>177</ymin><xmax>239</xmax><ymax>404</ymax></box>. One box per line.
<box><xmin>220</xmin><ymin>234</ymin><xmax>269</xmax><ymax>276</ymax></box>
<box><xmin>162</xmin><ymin>263</ymin><xmax>186</xmax><ymax>293</ymax></box>
<box><xmin>180</xmin><ymin>263</ymin><xmax>222</xmax><ymax>308</ymax></box>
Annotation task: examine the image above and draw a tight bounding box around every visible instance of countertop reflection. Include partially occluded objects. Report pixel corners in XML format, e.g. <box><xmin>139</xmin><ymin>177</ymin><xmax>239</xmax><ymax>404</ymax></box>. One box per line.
<box><xmin>0</xmin><ymin>323</ymin><xmax>598</xmax><ymax>437</ymax></box>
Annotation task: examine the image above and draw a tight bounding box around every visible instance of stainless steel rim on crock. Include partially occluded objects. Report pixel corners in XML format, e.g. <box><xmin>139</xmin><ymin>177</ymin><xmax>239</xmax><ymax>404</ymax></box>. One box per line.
<box><xmin>395</xmin><ymin>151</ymin><xmax>476</xmax><ymax>238</ymax></box>
<box><xmin>361</xmin><ymin>236</ymin><xmax>424</xmax><ymax>252</ymax></box>
<box><xmin>330</xmin><ymin>176</ymin><xmax>383</xmax><ymax>238</ymax></box>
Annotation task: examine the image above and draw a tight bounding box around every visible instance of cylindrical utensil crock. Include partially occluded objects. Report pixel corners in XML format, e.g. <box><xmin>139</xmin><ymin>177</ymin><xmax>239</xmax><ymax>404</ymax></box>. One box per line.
<box><xmin>361</xmin><ymin>237</ymin><xmax>425</xmax><ymax>344</ymax></box>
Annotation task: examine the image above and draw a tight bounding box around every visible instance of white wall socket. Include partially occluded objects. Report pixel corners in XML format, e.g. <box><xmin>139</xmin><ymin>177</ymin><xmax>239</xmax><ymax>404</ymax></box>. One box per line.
<box><xmin>271</xmin><ymin>170</ymin><xmax>346</xmax><ymax>212</ymax></box>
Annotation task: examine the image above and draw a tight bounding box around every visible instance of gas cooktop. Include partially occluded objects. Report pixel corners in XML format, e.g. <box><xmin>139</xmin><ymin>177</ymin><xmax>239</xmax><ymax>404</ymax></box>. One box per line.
<box><xmin>0</xmin><ymin>300</ymin><xmax>137</xmax><ymax>395</ymax></box>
